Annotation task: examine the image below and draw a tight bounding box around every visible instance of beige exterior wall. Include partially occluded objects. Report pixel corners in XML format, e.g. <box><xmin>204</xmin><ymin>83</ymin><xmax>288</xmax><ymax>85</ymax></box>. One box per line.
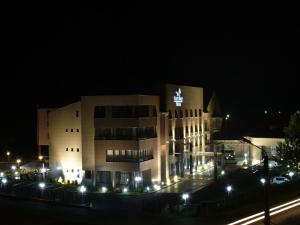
<box><xmin>48</xmin><ymin>102</ymin><xmax>82</xmax><ymax>183</ymax></box>
<box><xmin>81</xmin><ymin>95</ymin><xmax>160</xmax><ymax>185</ymax></box>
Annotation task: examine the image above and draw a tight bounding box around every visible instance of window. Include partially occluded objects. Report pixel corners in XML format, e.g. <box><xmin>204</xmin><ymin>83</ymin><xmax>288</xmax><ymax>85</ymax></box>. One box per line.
<box><xmin>76</xmin><ymin>129</ymin><xmax>79</xmax><ymax>132</ymax></box>
<box><xmin>175</xmin><ymin>110</ymin><xmax>179</xmax><ymax>118</ymax></box>
<box><xmin>77</xmin><ymin>148</ymin><xmax>79</xmax><ymax>152</ymax></box>
<box><xmin>114</xmin><ymin>150</ymin><xmax>120</xmax><ymax>156</ymax></box>
<box><xmin>94</xmin><ymin>106</ymin><xmax>106</xmax><ymax>118</ymax></box>
<box><xmin>71</xmin><ymin>129</ymin><xmax>73</xmax><ymax>132</ymax></box>
<box><xmin>66</xmin><ymin>148</ymin><xmax>68</xmax><ymax>151</ymax></box>
<box><xmin>71</xmin><ymin>148</ymin><xmax>74</xmax><ymax>152</ymax></box>
<box><xmin>85</xmin><ymin>171</ymin><xmax>92</xmax><ymax>179</ymax></box>
<box><xmin>185</xmin><ymin>109</ymin><xmax>188</xmax><ymax>117</ymax></box>
<box><xmin>179</xmin><ymin>110</ymin><xmax>183</xmax><ymax>118</ymax></box>
<box><xmin>76</xmin><ymin>110</ymin><xmax>79</xmax><ymax>117</ymax></box>
<box><xmin>199</xmin><ymin>109</ymin><xmax>202</xmax><ymax>117</ymax></box>
<box><xmin>195</xmin><ymin>109</ymin><xmax>197</xmax><ymax>117</ymax></box>
<box><xmin>71</xmin><ymin>169</ymin><xmax>74</xmax><ymax>173</ymax></box>
<box><xmin>168</xmin><ymin>110</ymin><xmax>172</xmax><ymax>119</ymax></box>
<box><xmin>65</xmin><ymin>129</ymin><xmax>68</xmax><ymax>132</ymax></box>
<box><xmin>195</xmin><ymin>126</ymin><xmax>198</xmax><ymax>132</ymax></box>
<box><xmin>191</xmin><ymin>126</ymin><xmax>194</xmax><ymax>132</ymax></box>
<box><xmin>186</xmin><ymin>126</ymin><xmax>188</xmax><ymax>133</ymax></box>
<box><xmin>107</xmin><ymin>150</ymin><xmax>113</xmax><ymax>156</ymax></box>
<box><xmin>190</xmin><ymin>109</ymin><xmax>193</xmax><ymax>117</ymax></box>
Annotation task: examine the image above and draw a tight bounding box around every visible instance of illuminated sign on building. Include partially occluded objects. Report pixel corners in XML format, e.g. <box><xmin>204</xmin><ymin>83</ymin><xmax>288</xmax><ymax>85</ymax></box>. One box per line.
<box><xmin>173</xmin><ymin>88</ymin><xmax>183</xmax><ymax>107</ymax></box>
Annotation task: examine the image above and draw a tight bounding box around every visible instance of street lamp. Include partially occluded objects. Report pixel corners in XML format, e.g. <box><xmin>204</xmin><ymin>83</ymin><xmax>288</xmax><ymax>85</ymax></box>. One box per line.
<box><xmin>260</xmin><ymin>178</ymin><xmax>266</xmax><ymax>184</ymax></box>
<box><xmin>226</xmin><ymin>185</ymin><xmax>232</xmax><ymax>197</ymax></box>
<box><xmin>182</xmin><ymin>193</ymin><xmax>190</xmax><ymax>205</ymax></box>
<box><xmin>11</xmin><ymin>165</ymin><xmax>16</xmax><ymax>171</ymax></box>
<box><xmin>288</xmin><ymin>171</ymin><xmax>295</xmax><ymax>179</ymax></box>
<box><xmin>241</xmin><ymin>137</ymin><xmax>270</xmax><ymax>225</ymax></box>
<box><xmin>6</xmin><ymin>151</ymin><xmax>10</xmax><ymax>161</ymax></box>
<box><xmin>79</xmin><ymin>185</ymin><xmax>87</xmax><ymax>202</ymax></box>
<box><xmin>1</xmin><ymin>178</ymin><xmax>7</xmax><ymax>185</ymax></box>
<box><xmin>16</xmin><ymin>159</ymin><xmax>21</xmax><ymax>168</ymax></box>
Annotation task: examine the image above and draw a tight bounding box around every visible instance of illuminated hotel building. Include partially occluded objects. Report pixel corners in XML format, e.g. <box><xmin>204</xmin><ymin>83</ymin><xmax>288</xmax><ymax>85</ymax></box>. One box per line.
<box><xmin>37</xmin><ymin>84</ymin><xmax>222</xmax><ymax>187</ymax></box>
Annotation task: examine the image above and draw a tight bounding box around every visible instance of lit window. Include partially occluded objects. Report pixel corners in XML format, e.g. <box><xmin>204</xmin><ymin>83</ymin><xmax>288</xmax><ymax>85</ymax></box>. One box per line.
<box><xmin>107</xmin><ymin>150</ymin><xmax>113</xmax><ymax>156</ymax></box>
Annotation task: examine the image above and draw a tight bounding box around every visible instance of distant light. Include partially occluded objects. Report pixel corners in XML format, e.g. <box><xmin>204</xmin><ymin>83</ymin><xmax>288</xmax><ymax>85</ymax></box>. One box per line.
<box><xmin>134</xmin><ymin>176</ymin><xmax>142</xmax><ymax>182</ymax></box>
<box><xmin>2</xmin><ymin>178</ymin><xmax>7</xmax><ymax>184</ymax></box>
<box><xmin>297</xmin><ymin>110</ymin><xmax>299</xmax><ymax>114</ymax></box>
<box><xmin>153</xmin><ymin>184</ymin><xmax>160</xmax><ymax>191</ymax></box>
<box><xmin>244</xmin><ymin>153</ymin><xmax>248</xmax><ymax>157</ymax></box>
<box><xmin>56</xmin><ymin>166</ymin><xmax>62</xmax><ymax>170</ymax></box>
<box><xmin>161</xmin><ymin>181</ymin><xmax>164</xmax><ymax>185</ymax></box>
<box><xmin>101</xmin><ymin>186</ymin><xmax>107</xmax><ymax>193</ymax></box>
<box><xmin>38</xmin><ymin>155</ymin><xmax>43</xmax><ymax>161</ymax></box>
<box><xmin>14</xmin><ymin>171</ymin><xmax>19</xmax><ymax>176</ymax></box>
<box><xmin>226</xmin><ymin>185</ymin><xmax>232</xmax><ymax>193</ymax></box>
<box><xmin>11</xmin><ymin>165</ymin><xmax>16</xmax><ymax>170</ymax></box>
<box><xmin>79</xmin><ymin>185</ymin><xmax>86</xmax><ymax>193</ymax></box>
<box><xmin>146</xmin><ymin>186</ymin><xmax>150</xmax><ymax>191</ymax></box>
<box><xmin>182</xmin><ymin>193</ymin><xmax>189</xmax><ymax>201</ymax></box>
<box><xmin>221</xmin><ymin>170</ymin><xmax>225</xmax><ymax>175</ymax></box>
<box><xmin>260</xmin><ymin>178</ymin><xmax>266</xmax><ymax>184</ymax></box>
<box><xmin>6</xmin><ymin>152</ymin><xmax>10</xmax><ymax>156</ymax></box>
<box><xmin>16</xmin><ymin>159</ymin><xmax>21</xmax><ymax>164</ymax></box>
<box><xmin>123</xmin><ymin>187</ymin><xmax>128</xmax><ymax>193</ymax></box>
<box><xmin>264</xmin><ymin>110</ymin><xmax>268</xmax><ymax>114</ymax></box>
<box><xmin>39</xmin><ymin>182</ymin><xmax>45</xmax><ymax>189</ymax></box>
<box><xmin>0</xmin><ymin>172</ymin><xmax>4</xmax><ymax>177</ymax></box>
<box><xmin>287</xmin><ymin>165</ymin><xmax>290</xmax><ymax>168</ymax></box>
<box><xmin>41</xmin><ymin>168</ymin><xmax>46</xmax><ymax>173</ymax></box>
<box><xmin>174</xmin><ymin>175</ymin><xmax>179</xmax><ymax>182</ymax></box>
<box><xmin>278</xmin><ymin>111</ymin><xmax>281</xmax><ymax>114</ymax></box>
<box><xmin>288</xmin><ymin>171</ymin><xmax>295</xmax><ymax>178</ymax></box>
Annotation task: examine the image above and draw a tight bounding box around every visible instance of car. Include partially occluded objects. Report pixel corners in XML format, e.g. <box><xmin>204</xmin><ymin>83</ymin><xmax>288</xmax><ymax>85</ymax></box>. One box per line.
<box><xmin>271</xmin><ymin>176</ymin><xmax>290</xmax><ymax>185</ymax></box>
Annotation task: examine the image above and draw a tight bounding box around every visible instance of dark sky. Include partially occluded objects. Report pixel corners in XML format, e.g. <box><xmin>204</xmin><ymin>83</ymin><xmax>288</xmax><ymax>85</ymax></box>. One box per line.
<box><xmin>1</xmin><ymin>6</ymin><xmax>299</xmax><ymax>158</ymax></box>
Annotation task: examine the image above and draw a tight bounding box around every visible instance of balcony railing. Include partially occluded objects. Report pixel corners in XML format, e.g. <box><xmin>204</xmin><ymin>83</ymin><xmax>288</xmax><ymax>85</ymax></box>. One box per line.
<box><xmin>106</xmin><ymin>155</ymin><xmax>153</xmax><ymax>163</ymax></box>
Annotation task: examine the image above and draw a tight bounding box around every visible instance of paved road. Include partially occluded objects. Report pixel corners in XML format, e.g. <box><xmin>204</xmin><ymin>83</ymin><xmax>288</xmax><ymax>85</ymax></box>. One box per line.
<box><xmin>158</xmin><ymin>174</ymin><xmax>212</xmax><ymax>193</ymax></box>
<box><xmin>252</xmin><ymin>204</ymin><xmax>300</xmax><ymax>225</ymax></box>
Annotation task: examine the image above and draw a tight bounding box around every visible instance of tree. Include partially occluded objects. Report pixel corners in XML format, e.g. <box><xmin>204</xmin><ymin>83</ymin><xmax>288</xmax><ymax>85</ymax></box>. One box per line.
<box><xmin>275</xmin><ymin>113</ymin><xmax>300</xmax><ymax>172</ymax></box>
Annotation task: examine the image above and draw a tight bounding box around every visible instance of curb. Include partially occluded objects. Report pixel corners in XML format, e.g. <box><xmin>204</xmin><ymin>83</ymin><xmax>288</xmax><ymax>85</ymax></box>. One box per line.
<box><xmin>0</xmin><ymin>192</ymin><xmax>90</xmax><ymax>209</ymax></box>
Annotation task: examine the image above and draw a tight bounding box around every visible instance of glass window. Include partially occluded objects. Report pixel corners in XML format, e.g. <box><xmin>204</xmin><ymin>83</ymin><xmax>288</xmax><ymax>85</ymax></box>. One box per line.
<box><xmin>66</xmin><ymin>148</ymin><xmax>68</xmax><ymax>151</ymax></box>
<box><xmin>185</xmin><ymin>109</ymin><xmax>188</xmax><ymax>117</ymax></box>
<box><xmin>76</xmin><ymin>129</ymin><xmax>79</xmax><ymax>132</ymax></box>
<box><xmin>71</xmin><ymin>129</ymin><xmax>73</xmax><ymax>132</ymax></box>
<box><xmin>107</xmin><ymin>150</ymin><xmax>113</xmax><ymax>156</ymax></box>
<box><xmin>76</xmin><ymin>110</ymin><xmax>79</xmax><ymax>117</ymax></box>
<box><xmin>190</xmin><ymin>109</ymin><xmax>193</xmax><ymax>117</ymax></box>
<box><xmin>65</xmin><ymin>129</ymin><xmax>68</xmax><ymax>132</ymax></box>
<box><xmin>114</xmin><ymin>150</ymin><xmax>120</xmax><ymax>156</ymax></box>
<box><xmin>195</xmin><ymin>109</ymin><xmax>197</xmax><ymax>117</ymax></box>
<box><xmin>77</xmin><ymin>148</ymin><xmax>79</xmax><ymax>152</ymax></box>
<box><xmin>94</xmin><ymin>106</ymin><xmax>106</xmax><ymax>118</ymax></box>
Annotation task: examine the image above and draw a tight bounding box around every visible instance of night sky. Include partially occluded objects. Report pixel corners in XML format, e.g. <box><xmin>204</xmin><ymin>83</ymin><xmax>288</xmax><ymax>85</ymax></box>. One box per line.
<box><xmin>1</xmin><ymin>6</ymin><xmax>299</xmax><ymax>158</ymax></box>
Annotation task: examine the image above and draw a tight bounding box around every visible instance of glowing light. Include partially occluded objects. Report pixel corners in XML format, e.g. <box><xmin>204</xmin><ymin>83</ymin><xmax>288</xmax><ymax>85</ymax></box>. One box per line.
<box><xmin>228</xmin><ymin>197</ymin><xmax>300</xmax><ymax>225</ymax></box>
<box><xmin>182</xmin><ymin>193</ymin><xmax>189</xmax><ymax>201</ymax></box>
<box><xmin>101</xmin><ymin>186</ymin><xmax>107</xmax><ymax>193</ymax></box>
<box><xmin>0</xmin><ymin>172</ymin><xmax>4</xmax><ymax>177</ymax></box>
<box><xmin>56</xmin><ymin>166</ymin><xmax>62</xmax><ymax>170</ymax></box>
<box><xmin>146</xmin><ymin>186</ymin><xmax>150</xmax><ymax>191</ymax></box>
<box><xmin>173</xmin><ymin>175</ymin><xmax>179</xmax><ymax>182</ymax></box>
<box><xmin>38</xmin><ymin>155</ymin><xmax>43</xmax><ymax>160</ymax></box>
<box><xmin>123</xmin><ymin>187</ymin><xmax>128</xmax><ymax>193</ymax></box>
<box><xmin>14</xmin><ymin>171</ymin><xmax>19</xmax><ymax>176</ymax></box>
<box><xmin>134</xmin><ymin>176</ymin><xmax>142</xmax><ymax>182</ymax></box>
<box><xmin>264</xmin><ymin>110</ymin><xmax>268</xmax><ymax>114</ymax></box>
<box><xmin>226</xmin><ymin>185</ymin><xmax>232</xmax><ymax>193</ymax></box>
<box><xmin>79</xmin><ymin>185</ymin><xmax>86</xmax><ymax>193</ymax></box>
<box><xmin>16</xmin><ymin>159</ymin><xmax>21</xmax><ymax>164</ymax></box>
<box><xmin>6</xmin><ymin>151</ymin><xmax>10</xmax><ymax>156</ymax></box>
<box><xmin>11</xmin><ymin>165</ymin><xmax>16</xmax><ymax>170</ymax></box>
<box><xmin>288</xmin><ymin>171</ymin><xmax>295</xmax><ymax>178</ymax></box>
<box><xmin>260</xmin><ymin>178</ymin><xmax>266</xmax><ymax>184</ymax></box>
<box><xmin>173</xmin><ymin>88</ymin><xmax>183</xmax><ymax>107</ymax></box>
<box><xmin>221</xmin><ymin>170</ymin><xmax>225</xmax><ymax>175</ymax></box>
<box><xmin>2</xmin><ymin>178</ymin><xmax>7</xmax><ymax>184</ymax></box>
<box><xmin>39</xmin><ymin>182</ymin><xmax>45</xmax><ymax>189</ymax></box>
<box><xmin>153</xmin><ymin>184</ymin><xmax>160</xmax><ymax>190</ymax></box>
<box><xmin>41</xmin><ymin>168</ymin><xmax>46</xmax><ymax>173</ymax></box>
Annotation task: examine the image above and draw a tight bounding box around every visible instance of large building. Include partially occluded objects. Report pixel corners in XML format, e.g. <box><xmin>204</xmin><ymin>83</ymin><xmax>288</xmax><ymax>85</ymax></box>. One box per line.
<box><xmin>37</xmin><ymin>84</ymin><xmax>223</xmax><ymax>188</ymax></box>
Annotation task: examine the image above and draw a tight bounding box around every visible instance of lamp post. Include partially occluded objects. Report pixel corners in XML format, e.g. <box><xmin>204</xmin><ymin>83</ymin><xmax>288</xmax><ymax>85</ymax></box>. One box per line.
<box><xmin>241</xmin><ymin>137</ymin><xmax>270</xmax><ymax>225</ymax></box>
<box><xmin>6</xmin><ymin>151</ymin><xmax>10</xmax><ymax>162</ymax></box>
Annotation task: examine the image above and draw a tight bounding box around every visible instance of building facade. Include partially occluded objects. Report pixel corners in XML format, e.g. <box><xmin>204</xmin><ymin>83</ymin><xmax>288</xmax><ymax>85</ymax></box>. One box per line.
<box><xmin>38</xmin><ymin>84</ymin><xmax>222</xmax><ymax>188</ymax></box>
